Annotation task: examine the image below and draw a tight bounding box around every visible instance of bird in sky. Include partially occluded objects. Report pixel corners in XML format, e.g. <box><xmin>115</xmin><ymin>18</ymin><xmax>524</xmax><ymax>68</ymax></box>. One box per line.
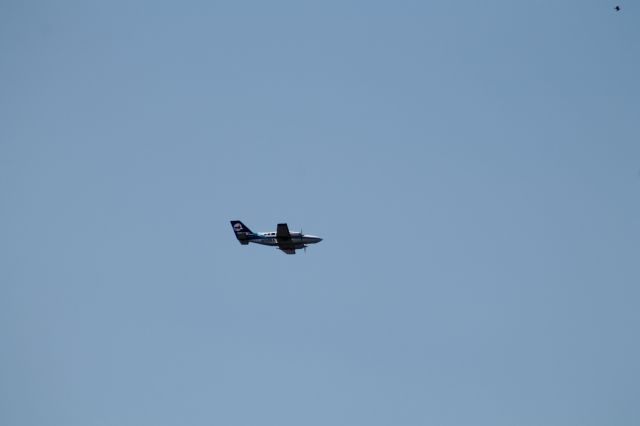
<box><xmin>615</xmin><ymin>5</ymin><xmax>621</xmax><ymax>11</ymax></box>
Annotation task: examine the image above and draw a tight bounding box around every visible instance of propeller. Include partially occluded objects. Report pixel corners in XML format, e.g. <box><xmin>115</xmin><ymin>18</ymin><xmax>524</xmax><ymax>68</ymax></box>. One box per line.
<box><xmin>301</xmin><ymin>228</ymin><xmax>306</xmax><ymax>254</ymax></box>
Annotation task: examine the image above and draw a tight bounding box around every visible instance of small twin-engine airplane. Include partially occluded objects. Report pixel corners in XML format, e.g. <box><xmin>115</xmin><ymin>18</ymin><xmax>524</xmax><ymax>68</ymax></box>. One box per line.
<box><xmin>230</xmin><ymin>220</ymin><xmax>323</xmax><ymax>255</ymax></box>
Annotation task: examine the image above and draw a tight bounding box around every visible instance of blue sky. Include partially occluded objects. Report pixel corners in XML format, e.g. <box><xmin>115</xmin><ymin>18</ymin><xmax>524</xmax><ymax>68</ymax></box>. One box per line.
<box><xmin>2</xmin><ymin>1</ymin><xmax>639</xmax><ymax>425</ymax></box>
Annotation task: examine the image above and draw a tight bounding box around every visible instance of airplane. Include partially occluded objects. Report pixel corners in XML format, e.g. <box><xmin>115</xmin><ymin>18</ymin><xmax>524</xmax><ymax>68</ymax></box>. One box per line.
<box><xmin>230</xmin><ymin>220</ymin><xmax>323</xmax><ymax>255</ymax></box>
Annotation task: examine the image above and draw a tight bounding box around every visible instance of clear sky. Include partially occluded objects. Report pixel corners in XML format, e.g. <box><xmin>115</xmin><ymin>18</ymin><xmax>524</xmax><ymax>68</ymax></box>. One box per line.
<box><xmin>2</xmin><ymin>1</ymin><xmax>639</xmax><ymax>425</ymax></box>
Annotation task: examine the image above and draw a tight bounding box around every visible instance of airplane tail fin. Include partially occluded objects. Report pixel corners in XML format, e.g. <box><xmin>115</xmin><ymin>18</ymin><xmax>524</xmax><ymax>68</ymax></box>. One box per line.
<box><xmin>230</xmin><ymin>220</ymin><xmax>254</xmax><ymax>245</ymax></box>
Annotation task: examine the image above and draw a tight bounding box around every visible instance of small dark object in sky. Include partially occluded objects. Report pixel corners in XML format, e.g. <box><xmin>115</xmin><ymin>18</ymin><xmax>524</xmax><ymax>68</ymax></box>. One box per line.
<box><xmin>615</xmin><ymin>6</ymin><xmax>621</xmax><ymax>11</ymax></box>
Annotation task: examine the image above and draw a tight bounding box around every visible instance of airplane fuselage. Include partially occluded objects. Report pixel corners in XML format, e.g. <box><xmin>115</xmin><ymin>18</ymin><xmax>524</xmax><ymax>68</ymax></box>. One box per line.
<box><xmin>248</xmin><ymin>232</ymin><xmax>322</xmax><ymax>247</ymax></box>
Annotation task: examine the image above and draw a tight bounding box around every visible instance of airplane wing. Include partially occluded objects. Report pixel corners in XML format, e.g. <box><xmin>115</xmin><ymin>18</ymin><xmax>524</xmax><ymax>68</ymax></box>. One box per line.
<box><xmin>276</xmin><ymin>223</ymin><xmax>292</xmax><ymax>241</ymax></box>
<box><xmin>276</xmin><ymin>223</ymin><xmax>296</xmax><ymax>254</ymax></box>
